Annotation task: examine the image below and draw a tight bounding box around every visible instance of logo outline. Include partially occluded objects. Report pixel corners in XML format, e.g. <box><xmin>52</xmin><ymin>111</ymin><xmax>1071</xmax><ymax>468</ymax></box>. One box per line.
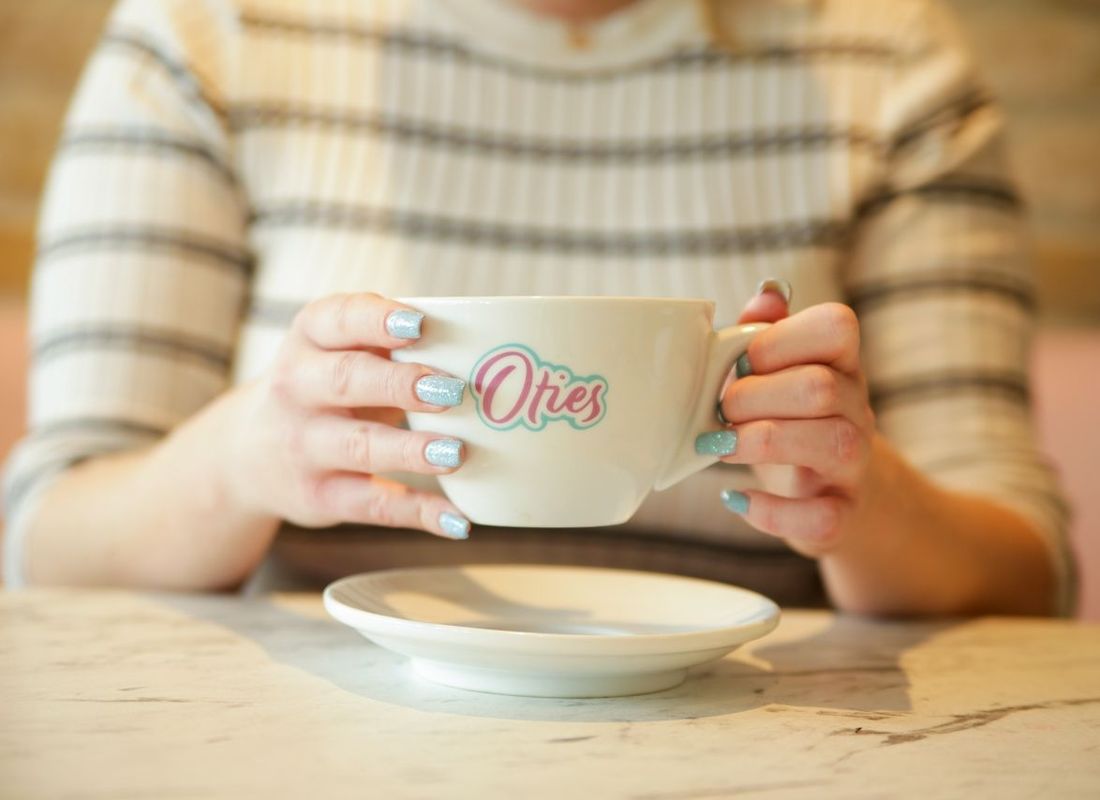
<box><xmin>469</xmin><ymin>342</ymin><xmax>609</xmax><ymax>432</ymax></box>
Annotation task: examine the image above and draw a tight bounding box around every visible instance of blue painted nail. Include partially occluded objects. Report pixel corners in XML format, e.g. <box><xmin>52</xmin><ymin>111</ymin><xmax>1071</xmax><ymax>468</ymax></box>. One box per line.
<box><xmin>720</xmin><ymin>489</ymin><xmax>750</xmax><ymax>515</ymax></box>
<box><xmin>425</xmin><ymin>438</ymin><xmax>463</xmax><ymax>468</ymax></box>
<box><xmin>756</xmin><ymin>278</ymin><xmax>793</xmax><ymax>304</ymax></box>
<box><xmin>439</xmin><ymin>511</ymin><xmax>471</xmax><ymax>540</ymax></box>
<box><xmin>385</xmin><ymin>309</ymin><xmax>424</xmax><ymax>340</ymax></box>
<box><xmin>415</xmin><ymin>375</ymin><xmax>465</xmax><ymax>407</ymax></box>
<box><xmin>695</xmin><ymin>430</ymin><xmax>738</xmax><ymax>456</ymax></box>
<box><xmin>734</xmin><ymin>351</ymin><xmax>753</xmax><ymax>379</ymax></box>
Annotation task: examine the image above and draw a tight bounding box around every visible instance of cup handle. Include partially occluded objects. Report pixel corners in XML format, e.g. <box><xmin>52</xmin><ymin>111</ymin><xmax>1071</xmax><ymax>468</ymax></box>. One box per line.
<box><xmin>653</xmin><ymin>322</ymin><xmax>769</xmax><ymax>491</ymax></box>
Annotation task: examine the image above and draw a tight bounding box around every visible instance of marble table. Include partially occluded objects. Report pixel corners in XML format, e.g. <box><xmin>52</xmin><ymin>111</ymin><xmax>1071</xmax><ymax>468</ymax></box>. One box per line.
<box><xmin>2</xmin><ymin>590</ymin><xmax>1099</xmax><ymax>799</ymax></box>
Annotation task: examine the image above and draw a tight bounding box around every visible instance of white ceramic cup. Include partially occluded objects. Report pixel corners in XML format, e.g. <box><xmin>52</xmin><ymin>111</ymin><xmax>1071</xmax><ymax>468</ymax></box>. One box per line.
<box><xmin>392</xmin><ymin>297</ymin><xmax>766</xmax><ymax>527</ymax></box>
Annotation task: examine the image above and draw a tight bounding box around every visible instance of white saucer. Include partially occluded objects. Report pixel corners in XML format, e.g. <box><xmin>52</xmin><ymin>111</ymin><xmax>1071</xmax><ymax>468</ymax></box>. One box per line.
<box><xmin>323</xmin><ymin>565</ymin><xmax>780</xmax><ymax>698</ymax></box>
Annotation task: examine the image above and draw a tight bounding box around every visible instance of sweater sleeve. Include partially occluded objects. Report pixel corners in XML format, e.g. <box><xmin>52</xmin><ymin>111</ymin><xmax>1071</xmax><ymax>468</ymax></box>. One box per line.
<box><xmin>1</xmin><ymin>0</ymin><xmax>249</xmax><ymax>586</ymax></box>
<box><xmin>845</xmin><ymin>0</ymin><xmax>1075</xmax><ymax>613</ymax></box>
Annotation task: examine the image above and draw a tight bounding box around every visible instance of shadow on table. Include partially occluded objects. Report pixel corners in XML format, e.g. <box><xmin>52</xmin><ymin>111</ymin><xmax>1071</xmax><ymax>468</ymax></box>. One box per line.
<box><xmin>154</xmin><ymin>594</ymin><xmax>959</xmax><ymax>723</ymax></box>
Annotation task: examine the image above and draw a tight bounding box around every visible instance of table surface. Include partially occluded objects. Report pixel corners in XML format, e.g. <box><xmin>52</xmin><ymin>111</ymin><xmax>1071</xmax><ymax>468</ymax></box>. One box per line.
<box><xmin>2</xmin><ymin>590</ymin><xmax>1099</xmax><ymax>799</ymax></box>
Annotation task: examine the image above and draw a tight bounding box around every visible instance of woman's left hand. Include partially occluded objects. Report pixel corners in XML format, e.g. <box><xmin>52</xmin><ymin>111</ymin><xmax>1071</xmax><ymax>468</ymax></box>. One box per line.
<box><xmin>715</xmin><ymin>282</ymin><xmax>877</xmax><ymax>557</ymax></box>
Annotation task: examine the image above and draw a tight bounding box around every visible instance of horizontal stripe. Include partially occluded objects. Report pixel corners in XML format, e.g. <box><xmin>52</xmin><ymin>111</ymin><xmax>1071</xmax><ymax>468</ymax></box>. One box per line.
<box><xmin>244</xmin><ymin>266</ymin><xmax>1033</xmax><ymax>332</ymax></box>
<box><xmin>29</xmin><ymin>416</ymin><xmax>170</xmax><ymax>441</ymax></box>
<box><xmin>870</xmin><ymin>373</ymin><xmax>1030</xmax><ymax>407</ymax></box>
<box><xmin>231</xmin><ymin>105</ymin><xmax>883</xmax><ymax>162</ymax></box>
<box><xmin>983</xmin><ymin>485</ymin><xmax>1073</xmax><ymax>523</ymax></box>
<box><xmin>248</xmin><ymin>297</ymin><xmax>303</xmax><ymax>328</ymax></box>
<box><xmin>100</xmin><ymin>30</ymin><xmax>227</xmax><ymax>120</ymax></box>
<box><xmin>912</xmin><ymin>459</ymin><xmax>1073</xmax><ymax>520</ymax></box>
<box><xmin>920</xmin><ymin>448</ymin><xmax>1065</xmax><ymax>474</ymax></box>
<box><xmin>241</xmin><ymin>11</ymin><xmax>898</xmax><ymax>81</ymax></box>
<box><xmin>2</xmin><ymin>442</ymin><xmax>145</xmax><ymax>513</ymax></box>
<box><xmin>848</xmin><ymin>271</ymin><xmax>1035</xmax><ymax>312</ymax></box>
<box><xmin>857</xmin><ymin>179</ymin><xmax>1023</xmax><ymax>219</ymax></box>
<box><xmin>34</xmin><ymin>326</ymin><xmax>233</xmax><ymax>372</ymax></box>
<box><xmin>892</xmin><ymin>87</ymin><xmax>993</xmax><ymax>152</ymax></box>
<box><xmin>4</xmin><ymin>419</ymin><xmax>171</xmax><ymax>508</ymax></box>
<box><xmin>249</xmin><ymin>202</ymin><xmax>851</xmax><ymax>257</ymax></box>
<box><xmin>58</xmin><ymin>129</ymin><xmax>236</xmax><ymax>185</ymax></box>
<box><xmin>37</xmin><ymin>226</ymin><xmax>254</xmax><ymax>277</ymax></box>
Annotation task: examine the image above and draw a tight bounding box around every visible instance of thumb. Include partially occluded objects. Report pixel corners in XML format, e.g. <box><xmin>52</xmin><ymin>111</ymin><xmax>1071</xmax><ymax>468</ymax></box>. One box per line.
<box><xmin>738</xmin><ymin>278</ymin><xmax>793</xmax><ymax>325</ymax></box>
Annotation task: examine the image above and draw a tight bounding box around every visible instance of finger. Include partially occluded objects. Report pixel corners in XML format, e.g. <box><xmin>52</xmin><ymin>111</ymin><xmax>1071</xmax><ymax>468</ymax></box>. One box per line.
<box><xmin>721</xmin><ymin>365</ymin><xmax>870</xmax><ymax>426</ymax></box>
<box><xmin>717</xmin><ymin>418</ymin><xmax>868</xmax><ymax>487</ymax></box>
<box><xmin>737</xmin><ymin>278</ymin><xmax>792</xmax><ymax>325</ymax></box>
<box><xmin>740</xmin><ymin>303</ymin><xmax>861</xmax><ymax>377</ymax></box>
<box><xmin>309</xmin><ymin>473</ymin><xmax>471</xmax><ymax>540</ymax></box>
<box><xmin>298</xmin><ymin>418</ymin><xmax>464</xmax><ymax>475</ymax></box>
<box><xmin>279</xmin><ymin>349</ymin><xmax>465</xmax><ymax>411</ymax></box>
<box><xmin>719</xmin><ymin>489</ymin><xmax>849</xmax><ymax>554</ymax></box>
<box><xmin>292</xmin><ymin>292</ymin><xmax>425</xmax><ymax>351</ymax></box>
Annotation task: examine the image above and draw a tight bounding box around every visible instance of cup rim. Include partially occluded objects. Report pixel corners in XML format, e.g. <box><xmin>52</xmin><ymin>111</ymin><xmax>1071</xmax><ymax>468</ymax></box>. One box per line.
<box><xmin>397</xmin><ymin>295</ymin><xmax>715</xmax><ymax>306</ymax></box>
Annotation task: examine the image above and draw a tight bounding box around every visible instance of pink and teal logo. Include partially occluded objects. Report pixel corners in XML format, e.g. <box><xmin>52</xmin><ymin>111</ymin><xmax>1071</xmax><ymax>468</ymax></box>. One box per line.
<box><xmin>471</xmin><ymin>344</ymin><xmax>608</xmax><ymax>431</ymax></box>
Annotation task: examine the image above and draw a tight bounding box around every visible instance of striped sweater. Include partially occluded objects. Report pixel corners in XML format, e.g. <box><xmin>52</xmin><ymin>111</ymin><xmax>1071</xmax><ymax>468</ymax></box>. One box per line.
<box><xmin>1</xmin><ymin>0</ymin><xmax>1074</xmax><ymax>609</ymax></box>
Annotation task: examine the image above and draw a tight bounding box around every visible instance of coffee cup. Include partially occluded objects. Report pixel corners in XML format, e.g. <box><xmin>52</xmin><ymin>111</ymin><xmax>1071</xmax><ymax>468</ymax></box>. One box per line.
<box><xmin>392</xmin><ymin>296</ymin><xmax>765</xmax><ymax>527</ymax></box>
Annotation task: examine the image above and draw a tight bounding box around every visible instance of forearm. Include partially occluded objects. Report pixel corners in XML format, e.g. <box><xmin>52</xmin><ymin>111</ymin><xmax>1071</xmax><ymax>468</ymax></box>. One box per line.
<box><xmin>820</xmin><ymin>436</ymin><xmax>1055</xmax><ymax>617</ymax></box>
<box><xmin>23</xmin><ymin>386</ymin><xmax>280</xmax><ymax>590</ymax></box>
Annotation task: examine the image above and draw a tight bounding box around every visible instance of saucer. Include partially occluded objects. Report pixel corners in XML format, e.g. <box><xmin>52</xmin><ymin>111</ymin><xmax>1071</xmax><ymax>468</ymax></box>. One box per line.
<box><xmin>323</xmin><ymin>565</ymin><xmax>780</xmax><ymax>697</ymax></box>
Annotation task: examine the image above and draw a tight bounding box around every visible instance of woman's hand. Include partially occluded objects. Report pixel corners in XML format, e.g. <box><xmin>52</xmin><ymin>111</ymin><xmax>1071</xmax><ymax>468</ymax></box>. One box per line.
<box><xmin>225</xmin><ymin>292</ymin><xmax>472</xmax><ymax>540</ymax></box>
<box><xmin>714</xmin><ymin>282</ymin><xmax>876</xmax><ymax>557</ymax></box>
<box><xmin>705</xmin><ymin>280</ymin><xmax>1055</xmax><ymax>615</ymax></box>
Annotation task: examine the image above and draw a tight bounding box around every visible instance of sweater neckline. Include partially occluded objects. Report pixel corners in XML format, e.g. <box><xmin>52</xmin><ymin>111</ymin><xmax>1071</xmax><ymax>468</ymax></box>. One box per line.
<box><xmin>432</xmin><ymin>0</ymin><xmax>704</xmax><ymax>73</ymax></box>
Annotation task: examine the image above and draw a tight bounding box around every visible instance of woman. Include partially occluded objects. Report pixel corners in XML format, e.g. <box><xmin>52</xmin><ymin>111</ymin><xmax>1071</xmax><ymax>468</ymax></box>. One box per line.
<box><xmin>2</xmin><ymin>0</ymin><xmax>1074</xmax><ymax>614</ymax></box>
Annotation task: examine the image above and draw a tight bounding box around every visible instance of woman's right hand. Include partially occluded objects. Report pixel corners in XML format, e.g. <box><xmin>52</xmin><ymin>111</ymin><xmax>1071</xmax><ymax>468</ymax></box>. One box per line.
<box><xmin>224</xmin><ymin>292</ymin><xmax>472</xmax><ymax>540</ymax></box>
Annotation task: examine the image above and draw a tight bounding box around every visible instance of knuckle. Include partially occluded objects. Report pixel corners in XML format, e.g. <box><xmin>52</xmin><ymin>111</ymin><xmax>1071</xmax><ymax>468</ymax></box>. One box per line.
<box><xmin>330</xmin><ymin>352</ymin><xmax>361</xmax><ymax>401</ymax></box>
<box><xmin>290</xmin><ymin>304</ymin><xmax>313</xmax><ymax>334</ymax></box>
<box><xmin>804</xmin><ymin>366</ymin><xmax>839</xmax><ymax>415</ymax></box>
<box><xmin>823</xmin><ymin>303</ymin><xmax>860</xmax><ymax>348</ymax></box>
<box><xmin>753</xmin><ymin>421</ymin><xmax>780</xmax><ymax>461</ymax></box>
<box><xmin>299</xmin><ymin>472</ymin><xmax>330</xmax><ymax>514</ymax></box>
<box><xmin>381</xmin><ymin>363</ymin><xmax>416</xmax><ymax>406</ymax></box>
<box><xmin>270</xmin><ymin>361</ymin><xmax>297</xmax><ymax>403</ymax></box>
<box><xmin>345</xmin><ymin>424</ymin><xmax>376</xmax><ymax>470</ymax></box>
<box><xmin>832</xmin><ymin>418</ymin><xmax>863</xmax><ymax>465</ymax></box>
<box><xmin>812</xmin><ymin>499</ymin><xmax>845</xmax><ymax>545</ymax></box>
<box><xmin>405</xmin><ymin>435</ymin><xmax>427</xmax><ymax>468</ymax></box>
<box><xmin>332</xmin><ymin>293</ymin><xmax>357</xmax><ymax>339</ymax></box>
<box><xmin>270</xmin><ymin>348</ymin><xmax>303</xmax><ymax>403</ymax></box>
<box><xmin>418</xmin><ymin>502</ymin><xmax>439</xmax><ymax>532</ymax></box>
<box><xmin>285</xmin><ymin>419</ymin><xmax>309</xmax><ymax>462</ymax></box>
<box><xmin>756</xmin><ymin>499</ymin><xmax>781</xmax><ymax>534</ymax></box>
<box><xmin>361</xmin><ymin>491</ymin><xmax>396</xmax><ymax>528</ymax></box>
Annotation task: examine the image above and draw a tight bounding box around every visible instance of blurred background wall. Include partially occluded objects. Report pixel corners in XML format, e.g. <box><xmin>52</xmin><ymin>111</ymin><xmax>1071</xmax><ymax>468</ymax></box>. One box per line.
<box><xmin>1</xmin><ymin>0</ymin><xmax>1097</xmax><ymax>613</ymax></box>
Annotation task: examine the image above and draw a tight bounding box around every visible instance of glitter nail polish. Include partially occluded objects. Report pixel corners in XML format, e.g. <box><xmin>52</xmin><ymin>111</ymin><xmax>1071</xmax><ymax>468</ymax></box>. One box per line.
<box><xmin>439</xmin><ymin>511</ymin><xmax>471</xmax><ymax>540</ymax></box>
<box><xmin>385</xmin><ymin>309</ymin><xmax>424</xmax><ymax>340</ymax></box>
<box><xmin>415</xmin><ymin>375</ymin><xmax>465</xmax><ymax>407</ymax></box>
<box><xmin>695</xmin><ymin>430</ymin><xmax>738</xmax><ymax>456</ymax></box>
<box><xmin>425</xmin><ymin>438</ymin><xmax>463</xmax><ymax>468</ymax></box>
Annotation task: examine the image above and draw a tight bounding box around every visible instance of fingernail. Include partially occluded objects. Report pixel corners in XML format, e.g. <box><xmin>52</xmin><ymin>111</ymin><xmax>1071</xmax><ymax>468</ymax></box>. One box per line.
<box><xmin>416</xmin><ymin>375</ymin><xmax>465</xmax><ymax>407</ymax></box>
<box><xmin>695</xmin><ymin>430</ymin><xmax>738</xmax><ymax>456</ymax></box>
<box><xmin>439</xmin><ymin>511</ymin><xmax>471</xmax><ymax>540</ymax></box>
<box><xmin>756</xmin><ymin>278</ymin><xmax>792</xmax><ymax>304</ymax></box>
<box><xmin>425</xmin><ymin>438</ymin><xmax>463</xmax><ymax>468</ymax></box>
<box><xmin>385</xmin><ymin>309</ymin><xmax>424</xmax><ymax>340</ymax></box>
<box><xmin>720</xmin><ymin>489</ymin><xmax>750</xmax><ymax>515</ymax></box>
<box><xmin>734</xmin><ymin>351</ymin><xmax>753</xmax><ymax>379</ymax></box>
